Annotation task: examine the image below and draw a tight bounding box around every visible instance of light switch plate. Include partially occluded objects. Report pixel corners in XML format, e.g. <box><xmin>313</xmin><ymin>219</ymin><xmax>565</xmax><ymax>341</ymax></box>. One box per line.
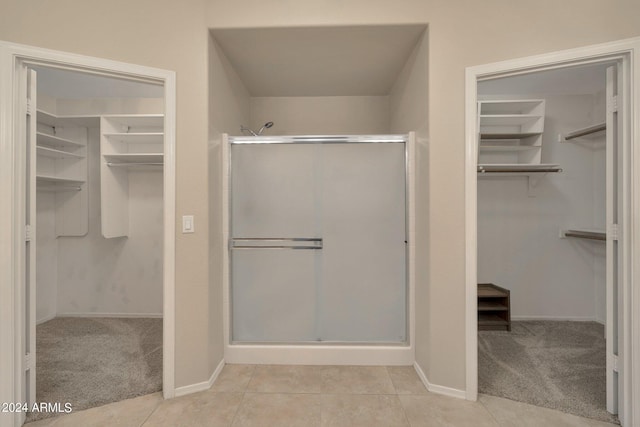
<box><xmin>182</xmin><ymin>215</ymin><xmax>194</xmax><ymax>233</ymax></box>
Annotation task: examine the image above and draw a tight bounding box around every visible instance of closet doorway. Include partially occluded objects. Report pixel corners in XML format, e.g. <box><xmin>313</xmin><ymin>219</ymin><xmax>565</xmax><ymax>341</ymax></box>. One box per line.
<box><xmin>0</xmin><ymin>42</ymin><xmax>176</xmax><ymax>427</ymax></box>
<box><xmin>464</xmin><ymin>38</ymin><xmax>640</xmax><ymax>427</ymax></box>
<box><xmin>476</xmin><ymin>62</ymin><xmax>618</xmax><ymax>424</ymax></box>
<box><xmin>29</xmin><ymin>65</ymin><xmax>165</xmax><ymax>422</ymax></box>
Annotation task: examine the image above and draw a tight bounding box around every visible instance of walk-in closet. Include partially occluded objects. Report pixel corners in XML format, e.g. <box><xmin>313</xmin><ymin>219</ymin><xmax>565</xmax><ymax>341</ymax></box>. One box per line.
<box><xmin>476</xmin><ymin>62</ymin><xmax>621</xmax><ymax>423</ymax></box>
<box><xmin>28</xmin><ymin>66</ymin><xmax>165</xmax><ymax>421</ymax></box>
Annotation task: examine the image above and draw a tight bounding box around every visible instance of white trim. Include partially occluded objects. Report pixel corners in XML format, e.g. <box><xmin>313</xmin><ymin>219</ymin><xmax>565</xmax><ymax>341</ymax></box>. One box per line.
<box><xmin>56</xmin><ymin>313</ymin><xmax>163</xmax><ymax>318</ymax></box>
<box><xmin>162</xmin><ymin>64</ymin><xmax>177</xmax><ymax>400</ymax></box>
<box><xmin>0</xmin><ymin>40</ymin><xmax>177</xmax><ymax>427</ymax></box>
<box><xmin>174</xmin><ymin>359</ymin><xmax>225</xmax><ymax>397</ymax></box>
<box><xmin>413</xmin><ymin>362</ymin><xmax>467</xmax><ymax>400</ymax></box>
<box><xmin>36</xmin><ymin>314</ymin><xmax>56</xmax><ymax>325</ymax></box>
<box><xmin>0</xmin><ymin>43</ymin><xmax>15</xmax><ymax>423</ymax></box>
<box><xmin>226</xmin><ymin>345</ymin><xmax>413</xmax><ymax>366</ymax></box>
<box><xmin>633</xmin><ymin>40</ymin><xmax>640</xmax><ymax>427</ymax></box>
<box><xmin>222</xmin><ymin>133</ymin><xmax>416</xmax><ymax>366</ymax></box>
<box><xmin>464</xmin><ymin>62</ymin><xmax>479</xmax><ymax>403</ymax></box>
<box><xmin>465</xmin><ymin>37</ymin><xmax>640</xmax><ymax>426</ymax></box>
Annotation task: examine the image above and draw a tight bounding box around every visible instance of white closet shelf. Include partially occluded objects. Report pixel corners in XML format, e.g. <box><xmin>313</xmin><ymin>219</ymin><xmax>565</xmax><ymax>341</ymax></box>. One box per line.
<box><xmin>102</xmin><ymin>114</ymin><xmax>164</xmax><ymax>127</ymax></box>
<box><xmin>103</xmin><ymin>132</ymin><xmax>164</xmax><ymax>143</ymax></box>
<box><xmin>480</xmin><ymin>100</ymin><xmax>544</xmax><ymax>114</ymax></box>
<box><xmin>103</xmin><ymin>153</ymin><xmax>164</xmax><ymax>165</ymax></box>
<box><xmin>37</xmin><ymin>109</ymin><xmax>100</xmax><ymax>127</ymax></box>
<box><xmin>37</xmin><ymin>132</ymin><xmax>84</xmax><ymax>148</ymax></box>
<box><xmin>36</xmin><ymin>175</ymin><xmax>85</xmax><ymax>185</ymax></box>
<box><xmin>480</xmin><ymin>132</ymin><xmax>542</xmax><ymax>140</ymax></box>
<box><xmin>479</xmin><ymin>145</ymin><xmax>540</xmax><ymax>152</ymax></box>
<box><xmin>479</xmin><ymin>114</ymin><xmax>542</xmax><ymax>125</ymax></box>
<box><xmin>37</xmin><ymin>146</ymin><xmax>84</xmax><ymax>159</ymax></box>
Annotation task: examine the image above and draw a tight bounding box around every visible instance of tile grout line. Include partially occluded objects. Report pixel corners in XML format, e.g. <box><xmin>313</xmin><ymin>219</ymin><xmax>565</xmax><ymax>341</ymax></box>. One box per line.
<box><xmin>227</xmin><ymin>365</ymin><xmax>258</xmax><ymax>426</ymax></box>
<box><xmin>227</xmin><ymin>392</ymin><xmax>247</xmax><ymax>427</ymax></box>
<box><xmin>477</xmin><ymin>396</ymin><xmax>506</xmax><ymax>427</ymax></box>
<box><xmin>138</xmin><ymin>396</ymin><xmax>164</xmax><ymax>427</ymax></box>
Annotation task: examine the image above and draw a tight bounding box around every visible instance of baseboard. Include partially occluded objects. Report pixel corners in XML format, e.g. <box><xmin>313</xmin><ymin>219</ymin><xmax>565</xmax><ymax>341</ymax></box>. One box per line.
<box><xmin>36</xmin><ymin>313</ymin><xmax>56</xmax><ymax>325</ymax></box>
<box><xmin>174</xmin><ymin>359</ymin><xmax>225</xmax><ymax>397</ymax></box>
<box><xmin>56</xmin><ymin>312</ymin><xmax>163</xmax><ymax>318</ymax></box>
<box><xmin>413</xmin><ymin>362</ymin><xmax>467</xmax><ymax>400</ymax></box>
<box><xmin>511</xmin><ymin>315</ymin><xmax>598</xmax><ymax>322</ymax></box>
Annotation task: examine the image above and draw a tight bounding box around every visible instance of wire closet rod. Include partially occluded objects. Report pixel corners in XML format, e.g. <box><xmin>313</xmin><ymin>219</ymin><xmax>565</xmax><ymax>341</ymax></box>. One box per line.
<box><xmin>563</xmin><ymin>122</ymin><xmax>606</xmax><ymax>141</ymax></box>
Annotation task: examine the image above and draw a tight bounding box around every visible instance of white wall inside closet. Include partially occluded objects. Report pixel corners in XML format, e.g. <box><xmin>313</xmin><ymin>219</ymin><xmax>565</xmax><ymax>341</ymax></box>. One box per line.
<box><xmin>35</xmin><ymin>67</ymin><xmax>164</xmax><ymax>322</ymax></box>
<box><xmin>477</xmin><ymin>63</ymin><xmax>610</xmax><ymax>323</ymax></box>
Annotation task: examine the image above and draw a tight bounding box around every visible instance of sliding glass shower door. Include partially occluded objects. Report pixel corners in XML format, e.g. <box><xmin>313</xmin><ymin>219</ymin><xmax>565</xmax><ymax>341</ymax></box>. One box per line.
<box><xmin>230</xmin><ymin>137</ymin><xmax>406</xmax><ymax>344</ymax></box>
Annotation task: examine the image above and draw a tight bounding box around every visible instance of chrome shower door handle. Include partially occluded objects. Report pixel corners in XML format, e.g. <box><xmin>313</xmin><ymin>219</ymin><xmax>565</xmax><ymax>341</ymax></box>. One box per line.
<box><xmin>230</xmin><ymin>237</ymin><xmax>323</xmax><ymax>250</ymax></box>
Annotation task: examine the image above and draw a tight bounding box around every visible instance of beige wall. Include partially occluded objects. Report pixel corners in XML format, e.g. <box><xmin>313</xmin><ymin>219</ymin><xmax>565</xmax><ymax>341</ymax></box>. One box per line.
<box><xmin>389</xmin><ymin>31</ymin><xmax>430</xmax><ymax>376</ymax></box>
<box><xmin>1</xmin><ymin>0</ymin><xmax>212</xmax><ymax>388</ymax></box>
<box><xmin>250</xmin><ymin>96</ymin><xmax>390</xmax><ymax>135</ymax></box>
<box><xmin>3</xmin><ymin>0</ymin><xmax>640</xmax><ymax>392</ymax></box>
<box><xmin>207</xmin><ymin>34</ymin><xmax>250</xmax><ymax>373</ymax></box>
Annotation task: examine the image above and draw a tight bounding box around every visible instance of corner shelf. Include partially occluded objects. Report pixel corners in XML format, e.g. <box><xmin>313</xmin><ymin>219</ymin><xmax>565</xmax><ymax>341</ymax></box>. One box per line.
<box><xmin>37</xmin><ymin>109</ymin><xmax>100</xmax><ymax>128</ymax></box>
<box><xmin>37</xmin><ymin>146</ymin><xmax>84</xmax><ymax>159</ymax></box>
<box><xmin>35</xmin><ymin>111</ymin><xmax>88</xmax><ymax>236</ymax></box>
<box><xmin>36</xmin><ymin>131</ymin><xmax>84</xmax><ymax>149</ymax></box>
<box><xmin>36</xmin><ymin>175</ymin><xmax>85</xmax><ymax>185</ymax></box>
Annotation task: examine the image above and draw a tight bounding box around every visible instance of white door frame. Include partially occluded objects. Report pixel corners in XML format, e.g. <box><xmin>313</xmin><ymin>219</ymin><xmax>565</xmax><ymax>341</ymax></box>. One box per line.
<box><xmin>464</xmin><ymin>37</ymin><xmax>640</xmax><ymax>426</ymax></box>
<box><xmin>0</xmin><ymin>41</ymin><xmax>177</xmax><ymax>427</ymax></box>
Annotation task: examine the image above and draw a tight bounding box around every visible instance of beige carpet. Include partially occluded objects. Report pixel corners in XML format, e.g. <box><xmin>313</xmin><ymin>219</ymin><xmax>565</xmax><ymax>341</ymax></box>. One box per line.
<box><xmin>478</xmin><ymin>320</ymin><xmax>618</xmax><ymax>424</ymax></box>
<box><xmin>28</xmin><ymin>317</ymin><xmax>162</xmax><ymax>422</ymax></box>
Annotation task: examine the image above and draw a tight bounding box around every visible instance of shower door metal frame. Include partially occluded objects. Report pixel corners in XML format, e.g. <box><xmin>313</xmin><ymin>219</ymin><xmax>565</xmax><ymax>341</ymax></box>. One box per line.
<box><xmin>224</xmin><ymin>133</ymin><xmax>414</xmax><ymax>362</ymax></box>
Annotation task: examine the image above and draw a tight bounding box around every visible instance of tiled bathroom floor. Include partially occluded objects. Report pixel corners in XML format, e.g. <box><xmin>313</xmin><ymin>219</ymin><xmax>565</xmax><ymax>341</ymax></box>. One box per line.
<box><xmin>25</xmin><ymin>365</ymin><xmax>617</xmax><ymax>426</ymax></box>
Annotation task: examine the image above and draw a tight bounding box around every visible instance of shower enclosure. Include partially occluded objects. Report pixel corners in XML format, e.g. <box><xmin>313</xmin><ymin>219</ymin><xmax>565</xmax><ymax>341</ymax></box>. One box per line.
<box><xmin>225</xmin><ymin>134</ymin><xmax>412</xmax><ymax>363</ymax></box>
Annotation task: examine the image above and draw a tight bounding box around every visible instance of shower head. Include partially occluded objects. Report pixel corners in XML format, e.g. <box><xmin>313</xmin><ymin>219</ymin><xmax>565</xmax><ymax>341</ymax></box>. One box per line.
<box><xmin>257</xmin><ymin>121</ymin><xmax>274</xmax><ymax>135</ymax></box>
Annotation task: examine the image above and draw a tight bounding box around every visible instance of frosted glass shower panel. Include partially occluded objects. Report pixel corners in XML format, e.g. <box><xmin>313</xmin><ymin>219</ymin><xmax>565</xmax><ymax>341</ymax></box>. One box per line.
<box><xmin>231</xmin><ymin>144</ymin><xmax>318</xmax><ymax>237</ymax></box>
<box><xmin>231</xmin><ymin>144</ymin><xmax>320</xmax><ymax>342</ymax></box>
<box><xmin>230</xmin><ymin>139</ymin><xmax>406</xmax><ymax>344</ymax></box>
<box><xmin>320</xmin><ymin>143</ymin><xmax>406</xmax><ymax>342</ymax></box>
<box><xmin>232</xmin><ymin>248</ymin><xmax>317</xmax><ymax>342</ymax></box>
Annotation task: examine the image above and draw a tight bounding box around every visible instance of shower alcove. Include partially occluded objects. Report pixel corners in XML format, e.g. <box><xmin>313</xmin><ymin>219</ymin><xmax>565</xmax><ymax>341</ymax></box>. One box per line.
<box><xmin>208</xmin><ymin>24</ymin><xmax>429</xmax><ymax>365</ymax></box>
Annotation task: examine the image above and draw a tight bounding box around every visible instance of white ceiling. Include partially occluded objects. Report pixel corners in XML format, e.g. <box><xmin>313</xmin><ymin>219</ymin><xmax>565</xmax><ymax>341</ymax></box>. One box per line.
<box><xmin>479</xmin><ymin>62</ymin><xmax>615</xmax><ymax>96</ymax></box>
<box><xmin>32</xmin><ymin>66</ymin><xmax>163</xmax><ymax>99</ymax></box>
<box><xmin>211</xmin><ymin>25</ymin><xmax>427</xmax><ymax>97</ymax></box>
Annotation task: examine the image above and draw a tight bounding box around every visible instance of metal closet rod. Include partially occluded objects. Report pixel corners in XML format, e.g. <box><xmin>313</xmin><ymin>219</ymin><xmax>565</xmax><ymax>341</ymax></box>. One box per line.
<box><xmin>564</xmin><ymin>230</ymin><xmax>606</xmax><ymax>241</ymax></box>
<box><xmin>563</xmin><ymin>122</ymin><xmax>606</xmax><ymax>141</ymax></box>
<box><xmin>477</xmin><ymin>167</ymin><xmax>563</xmax><ymax>173</ymax></box>
<box><xmin>37</xmin><ymin>186</ymin><xmax>81</xmax><ymax>192</ymax></box>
